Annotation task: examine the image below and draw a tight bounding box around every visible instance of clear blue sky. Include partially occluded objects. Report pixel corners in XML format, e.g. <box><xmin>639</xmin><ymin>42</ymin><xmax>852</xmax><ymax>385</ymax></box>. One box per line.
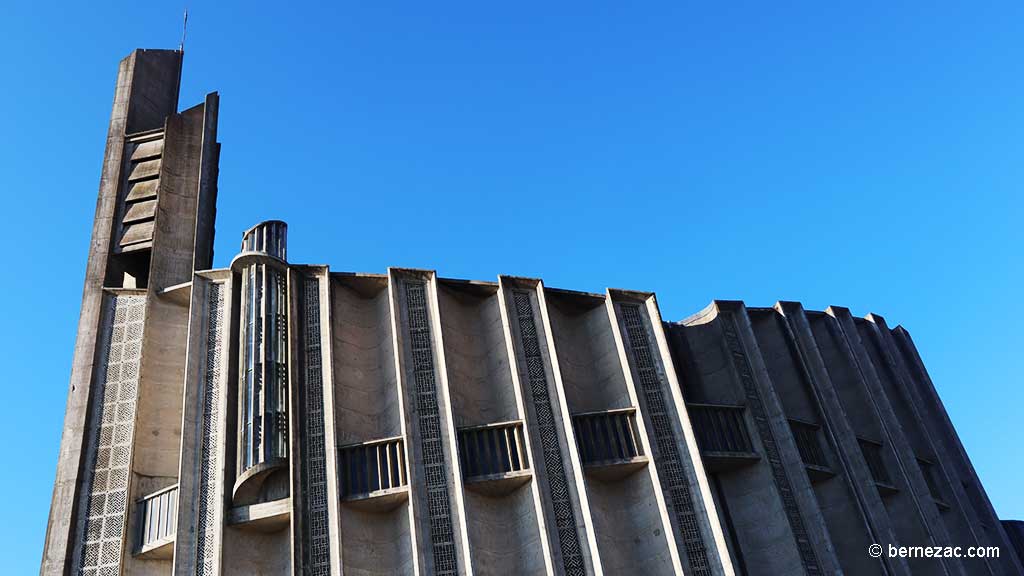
<box><xmin>3</xmin><ymin>1</ymin><xmax>1021</xmax><ymax>570</ymax></box>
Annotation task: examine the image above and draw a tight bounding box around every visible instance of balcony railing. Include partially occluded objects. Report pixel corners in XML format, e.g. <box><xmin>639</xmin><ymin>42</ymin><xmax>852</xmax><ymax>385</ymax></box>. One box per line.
<box><xmin>789</xmin><ymin>419</ymin><xmax>834</xmax><ymax>482</ymax></box>
<box><xmin>858</xmin><ymin>438</ymin><xmax>898</xmax><ymax>496</ymax></box>
<box><xmin>572</xmin><ymin>408</ymin><xmax>646</xmax><ymax>480</ymax></box>
<box><xmin>458</xmin><ymin>420</ymin><xmax>528</xmax><ymax>479</ymax></box>
<box><xmin>917</xmin><ymin>457</ymin><xmax>950</xmax><ymax>509</ymax></box>
<box><xmin>689</xmin><ymin>404</ymin><xmax>753</xmax><ymax>453</ymax></box>
<box><xmin>136</xmin><ymin>484</ymin><xmax>178</xmax><ymax>557</ymax></box>
<box><xmin>338</xmin><ymin>436</ymin><xmax>407</xmax><ymax>502</ymax></box>
<box><xmin>688</xmin><ymin>403</ymin><xmax>759</xmax><ymax>472</ymax></box>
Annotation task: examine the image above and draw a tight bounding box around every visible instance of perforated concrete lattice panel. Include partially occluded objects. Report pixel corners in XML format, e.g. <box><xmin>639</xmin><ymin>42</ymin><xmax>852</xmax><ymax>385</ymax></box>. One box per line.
<box><xmin>513</xmin><ymin>290</ymin><xmax>587</xmax><ymax>576</ymax></box>
<box><xmin>405</xmin><ymin>282</ymin><xmax>459</xmax><ymax>576</ymax></box>
<box><xmin>301</xmin><ymin>276</ymin><xmax>331</xmax><ymax>576</ymax></box>
<box><xmin>621</xmin><ymin>304</ymin><xmax>713</xmax><ymax>576</ymax></box>
<box><xmin>721</xmin><ymin>313</ymin><xmax>822</xmax><ymax>576</ymax></box>
<box><xmin>196</xmin><ymin>284</ymin><xmax>224</xmax><ymax>576</ymax></box>
<box><xmin>72</xmin><ymin>294</ymin><xmax>146</xmax><ymax>576</ymax></box>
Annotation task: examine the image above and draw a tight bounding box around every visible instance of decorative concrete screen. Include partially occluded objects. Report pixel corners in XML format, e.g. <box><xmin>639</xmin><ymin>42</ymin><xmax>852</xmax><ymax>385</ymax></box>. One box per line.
<box><xmin>72</xmin><ymin>294</ymin><xmax>146</xmax><ymax>576</ymax></box>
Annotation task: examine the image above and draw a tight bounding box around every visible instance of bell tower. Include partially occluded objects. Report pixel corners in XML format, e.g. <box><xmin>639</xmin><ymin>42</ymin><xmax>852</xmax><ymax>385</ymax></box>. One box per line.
<box><xmin>41</xmin><ymin>48</ymin><xmax>219</xmax><ymax>575</ymax></box>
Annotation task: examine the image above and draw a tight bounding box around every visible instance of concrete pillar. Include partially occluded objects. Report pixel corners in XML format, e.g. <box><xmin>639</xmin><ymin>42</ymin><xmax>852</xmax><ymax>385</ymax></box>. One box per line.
<box><xmin>606</xmin><ymin>289</ymin><xmax>732</xmax><ymax>576</ymax></box>
<box><xmin>434</xmin><ymin>278</ymin><xmax>552</xmax><ymax>575</ymax></box>
<box><xmin>500</xmin><ymin>276</ymin><xmax>602</xmax><ymax>575</ymax></box>
<box><xmin>329</xmin><ymin>272</ymin><xmax>414</xmax><ymax>574</ymax></box>
<box><xmin>388</xmin><ymin>268</ymin><xmax>473</xmax><ymax>575</ymax></box>
<box><xmin>775</xmin><ymin>301</ymin><xmax>911</xmax><ymax>576</ymax></box>
<box><xmin>894</xmin><ymin>328</ymin><xmax>1024</xmax><ymax>576</ymax></box>
<box><xmin>870</xmin><ymin>315</ymin><xmax>1020</xmax><ymax>576</ymax></box>
<box><xmin>313</xmin><ymin>266</ymin><xmax>345</xmax><ymax>576</ymax></box>
<box><xmin>173</xmin><ymin>271</ymin><xmax>233</xmax><ymax>575</ymax></box>
<box><xmin>714</xmin><ymin>301</ymin><xmax>842</xmax><ymax>576</ymax></box>
<box><xmin>828</xmin><ymin>307</ymin><xmax>964</xmax><ymax>575</ymax></box>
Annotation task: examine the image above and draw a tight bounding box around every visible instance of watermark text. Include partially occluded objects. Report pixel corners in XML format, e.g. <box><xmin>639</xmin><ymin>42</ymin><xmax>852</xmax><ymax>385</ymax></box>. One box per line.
<box><xmin>868</xmin><ymin>543</ymin><xmax>1000</xmax><ymax>559</ymax></box>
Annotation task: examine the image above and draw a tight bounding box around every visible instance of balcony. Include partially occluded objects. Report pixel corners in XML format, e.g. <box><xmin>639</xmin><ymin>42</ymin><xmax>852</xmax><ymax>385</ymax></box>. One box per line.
<box><xmin>338</xmin><ymin>436</ymin><xmax>409</xmax><ymax>512</ymax></box>
<box><xmin>789</xmin><ymin>419</ymin><xmax>835</xmax><ymax>483</ymax></box>
<box><xmin>688</xmin><ymin>403</ymin><xmax>759</xmax><ymax>472</ymax></box>
<box><xmin>858</xmin><ymin>438</ymin><xmax>899</xmax><ymax>496</ymax></box>
<box><xmin>135</xmin><ymin>484</ymin><xmax>178</xmax><ymax>558</ymax></box>
<box><xmin>457</xmin><ymin>420</ymin><xmax>531</xmax><ymax>496</ymax></box>
<box><xmin>917</xmin><ymin>457</ymin><xmax>951</xmax><ymax>510</ymax></box>
<box><xmin>573</xmin><ymin>408</ymin><xmax>648</xmax><ymax>481</ymax></box>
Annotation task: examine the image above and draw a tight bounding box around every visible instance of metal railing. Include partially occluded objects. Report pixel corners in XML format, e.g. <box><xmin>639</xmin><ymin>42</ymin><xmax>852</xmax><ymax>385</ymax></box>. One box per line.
<box><xmin>789</xmin><ymin>419</ymin><xmax>830</xmax><ymax>469</ymax></box>
<box><xmin>917</xmin><ymin>457</ymin><xmax>948</xmax><ymax>507</ymax></box>
<box><xmin>338</xmin><ymin>436</ymin><xmax>407</xmax><ymax>499</ymax></box>
<box><xmin>688</xmin><ymin>403</ymin><xmax>753</xmax><ymax>454</ymax></box>
<box><xmin>572</xmin><ymin>408</ymin><xmax>643</xmax><ymax>466</ymax></box>
<box><xmin>136</xmin><ymin>484</ymin><xmax>178</xmax><ymax>553</ymax></box>
<box><xmin>457</xmin><ymin>420</ymin><xmax>528</xmax><ymax>480</ymax></box>
<box><xmin>858</xmin><ymin>438</ymin><xmax>894</xmax><ymax>489</ymax></box>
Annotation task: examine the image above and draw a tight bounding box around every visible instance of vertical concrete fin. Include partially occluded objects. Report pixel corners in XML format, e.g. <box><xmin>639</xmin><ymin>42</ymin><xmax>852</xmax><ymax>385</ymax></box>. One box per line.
<box><xmin>605</xmin><ymin>290</ymin><xmax>717</xmax><ymax>575</ymax></box>
<box><xmin>775</xmin><ymin>302</ymin><xmax>910</xmax><ymax>576</ymax></box>
<box><xmin>714</xmin><ymin>301</ymin><xmax>836</xmax><ymax>576</ymax></box>
<box><xmin>893</xmin><ymin>326</ymin><xmax>1024</xmax><ymax>575</ymax></box>
<box><xmin>383</xmin><ymin>271</ymin><xmax>422</xmax><ymax>576</ymax></box>
<box><xmin>827</xmin><ymin>307</ymin><xmax>963</xmax><ymax>575</ymax></box>
<box><xmin>499</xmin><ymin>276</ymin><xmax>599</xmax><ymax>576</ymax></box>
<box><xmin>289</xmin><ymin>268</ymin><xmax>306</xmax><ymax>575</ymax></box>
<box><xmin>776</xmin><ymin>302</ymin><xmax>909</xmax><ymax>574</ymax></box>
<box><xmin>125</xmin><ymin>49</ymin><xmax>183</xmax><ymax>134</ymax></box>
<box><xmin>315</xmin><ymin>267</ymin><xmax>345</xmax><ymax>575</ymax></box>
<box><xmin>174</xmin><ymin>272</ymin><xmax>231</xmax><ymax>576</ymax></box>
<box><xmin>645</xmin><ymin>294</ymin><xmax>737</xmax><ymax>575</ymax></box>
<box><xmin>493</xmin><ymin>278</ymin><xmax>558</xmax><ymax>575</ymax></box>
<box><xmin>436</xmin><ymin>278</ymin><xmax>552</xmax><ymax>575</ymax></box>
<box><xmin>388</xmin><ymin>268</ymin><xmax>471</xmax><ymax>576</ymax></box>
<box><xmin>871</xmin><ymin>316</ymin><xmax>1015</xmax><ymax>576</ymax></box>
<box><xmin>425</xmin><ymin>273</ymin><xmax>475</xmax><ymax>576</ymax></box>
<box><xmin>191</xmin><ymin>93</ymin><xmax>220</xmax><ymax>274</ymax></box>
<box><xmin>149</xmin><ymin>94</ymin><xmax>219</xmax><ymax>292</ymax></box>
<box><xmin>292</xmin><ymin>265</ymin><xmax>346</xmax><ymax>575</ymax></box>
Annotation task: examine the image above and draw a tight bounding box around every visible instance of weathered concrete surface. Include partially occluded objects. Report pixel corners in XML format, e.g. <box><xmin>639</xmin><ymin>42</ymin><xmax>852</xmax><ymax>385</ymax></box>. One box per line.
<box><xmin>41</xmin><ymin>49</ymin><xmax>182</xmax><ymax>576</ymax></box>
<box><xmin>45</xmin><ymin>46</ymin><xmax>1021</xmax><ymax>576</ymax></box>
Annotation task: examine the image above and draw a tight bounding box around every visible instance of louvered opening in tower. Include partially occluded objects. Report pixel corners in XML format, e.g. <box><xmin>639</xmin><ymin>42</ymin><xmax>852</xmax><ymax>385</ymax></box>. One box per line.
<box><xmin>106</xmin><ymin>131</ymin><xmax>164</xmax><ymax>289</ymax></box>
<box><xmin>119</xmin><ymin>132</ymin><xmax>163</xmax><ymax>251</ymax></box>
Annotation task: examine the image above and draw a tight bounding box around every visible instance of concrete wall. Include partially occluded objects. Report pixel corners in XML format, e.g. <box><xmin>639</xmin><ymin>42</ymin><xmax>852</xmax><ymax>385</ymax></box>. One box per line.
<box><xmin>42</xmin><ymin>49</ymin><xmax>183</xmax><ymax>575</ymax></box>
<box><xmin>545</xmin><ymin>289</ymin><xmax>678</xmax><ymax>575</ymax></box>
<box><xmin>748</xmin><ymin>308</ymin><xmax>880</xmax><ymax>575</ymax></box>
<box><xmin>437</xmin><ymin>281</ymin><xmax>518</xmax><ymax>428</ymax></box>
<box><xmin>437</xmin><ymin>280</ymin><xmax>548</xmax><ymax>575</ymax></box>
<box><xmin>668</xmin><ymin>311</ymin><xmax>808</xmax><ymax>575</ymax></box>
<box><xmin>46</xmin><ymin>48</ymin><xmax>1020</xmax><ymax>576</ymax></box>
<box><xmin>330</xmin><ymin>273</ymin><xmax>410</xmax><ymax>575</ymax></box>
<box><xmin>330</xmin><ymin>274</ymin><xmax>402</xmax><ymax>445</ymax></box>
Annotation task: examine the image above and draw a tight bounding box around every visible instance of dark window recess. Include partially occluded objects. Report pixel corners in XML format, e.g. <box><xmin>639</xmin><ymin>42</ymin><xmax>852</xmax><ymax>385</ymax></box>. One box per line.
<box><xmin>106</xmin><ymin>250</ymin><xmax>151</xmax><ymax>289</ymax></box>
<box><xmin>573</xmin><ymin>409</ymin><xmax>643</xmax><ymax>465</ymax></box>
<box><xmin>457</xmin><ymin>422</ymin><xmax>528</xmax><ymax>480</ymax></box>
<box><xmin>917</xmin><ymin>458</ymin><xmax>948</xmax><ymax>507</ymax></box>
<box><xmin>858</xmin><ymin>438</ymin><xmax>896</xmax><ymax>493</ymax></box>
<box><xmin>688</xmin><ymin>404</ymin><xmax>753</xmax><ymax>454</ymax></box>
<box><xmin>789</xmin><ymin>420</ymin><xmax>829</xmax><ymax>469</ymax></box>
<box><xmin>338</xmin><ymin>437</ymin><xmax>407</xmax><ymax>499</ymax></box>
<box><xmin>962</xmin><ymin>480</ymin><xmax>992</xmax><ymax>527</ymax></box>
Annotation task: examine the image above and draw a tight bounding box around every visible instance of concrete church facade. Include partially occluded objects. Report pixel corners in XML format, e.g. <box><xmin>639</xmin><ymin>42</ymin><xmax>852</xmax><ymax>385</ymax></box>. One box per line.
<box><xmin>41</xmin><ymin>48</ymin><xmax>1022</xmax><ymax>576</ymax></box>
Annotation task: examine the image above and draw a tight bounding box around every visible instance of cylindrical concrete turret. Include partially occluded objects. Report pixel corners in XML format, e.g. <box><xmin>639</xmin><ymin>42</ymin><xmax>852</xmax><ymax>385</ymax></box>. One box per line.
<box><xmin>232</xmin><ymin>220</ymin><xmax>290</xmax><ymax>503</ymax></box>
